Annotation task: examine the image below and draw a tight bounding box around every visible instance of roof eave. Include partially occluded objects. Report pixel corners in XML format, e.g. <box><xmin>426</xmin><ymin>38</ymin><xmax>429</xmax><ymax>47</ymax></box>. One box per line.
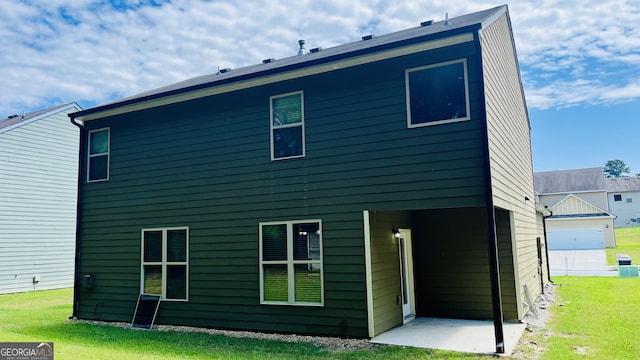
<box><xmin>70</xmin><ymin>24</ymin><xmax>482</xmax><ymax>122</ymax></box>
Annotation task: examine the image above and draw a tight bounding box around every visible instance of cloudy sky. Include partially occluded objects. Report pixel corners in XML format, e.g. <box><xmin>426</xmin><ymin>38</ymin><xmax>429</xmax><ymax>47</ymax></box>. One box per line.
<box><xmin>2</xmin><ymin>0</ymin><xmax>640</xmax><ymax>173</ymax></box>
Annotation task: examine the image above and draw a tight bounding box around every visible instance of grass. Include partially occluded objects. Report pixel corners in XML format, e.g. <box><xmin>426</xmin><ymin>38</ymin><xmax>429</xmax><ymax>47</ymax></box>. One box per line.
<box><xmin>540</xmin><ymin>227</ymin><xmax>640</xmax><ymax>359</ymax></box>
<box><xmin>606</xmin><ymin>227</ymin><xmax>640</xmax><ymax>265</ymax></box>
<box><xmin>0</xmin><ymin>289</ymin><xmax>487</xmax><ymax>360</ymax></box>
<box><xmin>540</xmin><ymin>277</ymin><xmax>640</xmax><ymax>360</ymax></box>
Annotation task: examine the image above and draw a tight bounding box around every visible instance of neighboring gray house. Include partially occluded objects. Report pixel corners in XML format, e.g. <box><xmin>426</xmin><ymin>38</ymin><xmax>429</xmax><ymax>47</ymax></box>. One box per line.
<box><xmin>0</xmin><ymin>103</ymin><xmax>81</xmax><ymax>294</ymax></box>
<box><xmin>606</xmin><ymin>177</ymin><xmax>640</xmax><ymax>227</ymax></box>
<box><xmin>534</xmin><ymin>167</ymin><xmax>616</xmax><ymax>249</ymax></box>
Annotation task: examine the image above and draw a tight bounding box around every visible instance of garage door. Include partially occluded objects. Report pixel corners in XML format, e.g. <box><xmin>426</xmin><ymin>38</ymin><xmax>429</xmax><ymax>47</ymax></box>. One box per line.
<box><xmin>547</xmin><ymin>228</ymin><xmax>605</xmax><ymax>250</ymax></box>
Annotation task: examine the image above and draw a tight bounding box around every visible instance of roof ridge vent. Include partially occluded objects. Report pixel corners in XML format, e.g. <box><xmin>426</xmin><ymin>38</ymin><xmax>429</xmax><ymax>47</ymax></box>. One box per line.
<box><xmin>218</xmin><ymin>68</ymin><xmax>231</xmax><ymax>74</ymax></box>
<box><xmin>297</xmin><ymin>40</ymin><xmax>305</xmax><ymax>55</ymax></box>
<box><xmin>444</xmin><ymin>12</ymin><xmax>450</xmax><ymax>25</ymax></box>
<box><xmin>309</xmin><ymin>47</ymin><xmax>322</xmax><ymax>53</ymax></box>
<box><xmin>420</xmin><ymin>20</ymin><xmax>433</xmax><ymax>26</ymax></box>
<box><xmin>362</xmin><ymin>34</ymin><xmax>374</xmax><ymax>41</ymax></box>
<box><xmin>262</xmin><ymin>58</ymin><xmax>275</xmax><ymax>64</ymax></box>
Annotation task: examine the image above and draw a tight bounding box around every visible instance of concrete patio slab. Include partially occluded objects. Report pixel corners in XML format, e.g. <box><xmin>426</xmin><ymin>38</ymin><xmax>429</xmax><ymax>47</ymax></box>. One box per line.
<box><xmin>370</xmin><ymin>317</ymin><xmax>526</xmax><ymax>355</ymax></box>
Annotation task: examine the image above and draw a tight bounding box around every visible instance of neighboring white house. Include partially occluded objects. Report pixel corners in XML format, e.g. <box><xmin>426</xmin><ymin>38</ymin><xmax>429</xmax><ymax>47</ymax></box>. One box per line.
<box><xmin>534</xmin><ymin>167</ymin><xmax>616</xmax><ymax>250</ymax></box>
<box><xmin>606</xmin><ymin>177</ymin><xmax>640</xmax><ymax>228</ymax></box>
<box><xmin>0</xmin><ymin>103</ymin><xmax>81</xmax><ymax>294</ymax></box>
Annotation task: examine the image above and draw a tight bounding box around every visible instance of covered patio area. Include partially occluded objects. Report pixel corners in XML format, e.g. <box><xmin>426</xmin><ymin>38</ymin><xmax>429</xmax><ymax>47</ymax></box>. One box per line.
<box><xmin>370</xmin><ymin>317</ymin><xmax>526</xmax><ymax>355</ymax></box>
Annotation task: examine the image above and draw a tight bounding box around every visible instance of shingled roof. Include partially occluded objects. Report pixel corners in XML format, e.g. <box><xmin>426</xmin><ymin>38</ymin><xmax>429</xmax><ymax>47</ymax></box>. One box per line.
<box><xmin>0</xmin><ymin>103</ymin><xmax>78</xmax><ymax>133</ymax></box>
<box><xmin>605</xmin><ymin>177</ymin><xmax>640</xmax><ymax>192</ymax></box>
<box><xmin>534</xmin><ymin>167</ymin><xmax>606</xmax><ymax>194</ymax></box>
<box><xmin>71</xmin><ymin>5</ymin><xmax>509</xmax><ymax>121</ymax></box>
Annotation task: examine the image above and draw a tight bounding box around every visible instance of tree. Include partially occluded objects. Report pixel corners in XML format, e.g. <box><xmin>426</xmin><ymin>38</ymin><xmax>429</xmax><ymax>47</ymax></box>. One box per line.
<box><xmin>604</xmin><ymin>159</ymin><xmax>630</xmax><ymax>178</ymax></box>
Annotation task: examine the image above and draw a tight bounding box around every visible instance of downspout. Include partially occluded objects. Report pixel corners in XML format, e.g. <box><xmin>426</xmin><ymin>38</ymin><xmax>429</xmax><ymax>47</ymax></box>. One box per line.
<box><xmin>475</xmin><ymin>33</ymin><xmax>505</xmax><ymax>354</ymax></box>
<box><xmin>542</xmin><ymin>208</ymin><xmax>554</xmax><ymax>283</ymax></box>
<box><xmin>69</xmin><ymin>115</ymin><xmax>85</xmax><ymax>319</ymax></box>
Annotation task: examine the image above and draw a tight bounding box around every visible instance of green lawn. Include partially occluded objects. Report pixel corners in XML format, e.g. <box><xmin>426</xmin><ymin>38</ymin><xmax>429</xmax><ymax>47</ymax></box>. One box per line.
<box><xmin>541</xmin><ymin>277</ymin><xmax>640</xmax><ymax>359</ymax></box>
<box><xmin>606</xmin><ymin>227</ymin><xmax>640</xmax><ymax>265</ymax></box>
<box><xmin>539</xmin><ymin>228</ymin><xmax>640</xmax><ymax>359</ymax></box>
<box><xmin>0</xmin><ymin>289</ymin><xmax>486</xmax><ymax>359</ymax></box>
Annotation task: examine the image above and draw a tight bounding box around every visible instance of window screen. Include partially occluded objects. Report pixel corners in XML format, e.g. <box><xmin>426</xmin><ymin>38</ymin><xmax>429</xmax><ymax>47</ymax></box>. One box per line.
<box><xmin>260</xmin><ymin>220</ymin><xmax>323</xmax><ymax>305</ymax></box>
<box><xmin>271</xmin><ymin>92</ymin><xmax>305</xmax><ymax>160</ymax></box>
<box><xmin>141</xmin><ymin>228</ymin><xmax>189</xmax><ymax>301</ymax></box>
<box><xmin>88</xmin><ymin>128</ymin><xmax>110</xmax><ymax>182</ymax></box>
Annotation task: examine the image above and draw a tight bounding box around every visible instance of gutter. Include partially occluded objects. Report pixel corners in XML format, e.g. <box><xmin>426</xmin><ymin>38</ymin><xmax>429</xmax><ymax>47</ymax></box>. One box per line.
<box><xmin>542</xmin><ymin>208</ymin><xmax>554</xmax><ymax>283</ymax></box>
<box><xmin>69</xmin><ymin>115</ymin><xmax>85</xmax><ymax>319</ymax></box>
<box><xmin>474</xmin><ymin>32</ymin><xmax>505</xmax><ymax>354</ymax></box>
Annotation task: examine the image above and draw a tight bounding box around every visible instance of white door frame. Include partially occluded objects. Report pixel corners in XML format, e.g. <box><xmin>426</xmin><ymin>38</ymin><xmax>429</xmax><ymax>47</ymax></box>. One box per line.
<box><xmin>398</xmin><ymin>228</ymin><xmax>415</xmax><ymax>323</ymax></box>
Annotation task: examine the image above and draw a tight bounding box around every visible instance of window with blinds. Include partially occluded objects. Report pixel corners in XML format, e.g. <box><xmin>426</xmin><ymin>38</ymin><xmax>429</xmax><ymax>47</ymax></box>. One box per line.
<box><xmin>270</xmin><ymin>91</ymin><xmax>305</xmax><ymax>160</ymax></box>
<box><xmin>260</xmin><ymin>220</ymin><xmax>323</xmax><ymax>305</ymax></box>
<box><xmin>141</xmin><ymin>227</ymin><xmax>188</xmax><ymax>301</ymax></box>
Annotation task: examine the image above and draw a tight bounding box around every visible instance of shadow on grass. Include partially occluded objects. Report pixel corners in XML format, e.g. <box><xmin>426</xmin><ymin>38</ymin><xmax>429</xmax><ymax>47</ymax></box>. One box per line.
<box><xmin>23</xmin><ymin>321</ymin><xmax>464</xmax><ymax>360</ymax></box>
<box><xmin>26</xmin><ymin>321</ymin><xmax>332</xmax><ymax>359</ymax></box>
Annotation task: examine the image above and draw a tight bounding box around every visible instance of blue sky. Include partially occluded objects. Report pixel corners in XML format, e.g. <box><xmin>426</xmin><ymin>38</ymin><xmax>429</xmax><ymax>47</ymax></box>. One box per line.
<box><xmin>2</xmin><ymin>0</ymin><xmax>639</xmax><ymax>174</ymax></box>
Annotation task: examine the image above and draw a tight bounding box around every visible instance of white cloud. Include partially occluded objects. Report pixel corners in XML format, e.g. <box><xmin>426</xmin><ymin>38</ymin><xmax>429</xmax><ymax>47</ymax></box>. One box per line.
<box><xmin>0</xmin><ymin>0</ymin><xmax>639</xmax><ymax>115</ymax></box>
<box><xmin>525</xmin><ymin>78</ymin><xmax>640</xmax><ymax>109</ymax></box>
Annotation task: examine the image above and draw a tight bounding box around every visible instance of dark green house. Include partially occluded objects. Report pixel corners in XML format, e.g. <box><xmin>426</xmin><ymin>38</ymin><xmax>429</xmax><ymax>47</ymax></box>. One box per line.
<box><xmin>70</xmin><ymin>5</ymin><xmax>548</xmax><ymax>353</ymax></box>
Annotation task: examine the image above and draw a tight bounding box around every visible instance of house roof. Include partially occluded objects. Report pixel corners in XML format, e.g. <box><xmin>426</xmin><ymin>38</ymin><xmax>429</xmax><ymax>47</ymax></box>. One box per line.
<box><xmin>70</xmin><ymin>5</ymin><xmax>508</xmax><ymax>122</ymax></box>
<box><xmin>0</xmin><ymin>103</ymin><xmax>81</xmax><ymax>134</ymax></box>
<box><xmin>534</xmin><ymin>167</ymin><xmax>605</xmax><ymax>194</ymax></box>
<box><xmin>605</xmin><ymin>177</ymin><xmax>640</xmax><ymax>192</ymax></box>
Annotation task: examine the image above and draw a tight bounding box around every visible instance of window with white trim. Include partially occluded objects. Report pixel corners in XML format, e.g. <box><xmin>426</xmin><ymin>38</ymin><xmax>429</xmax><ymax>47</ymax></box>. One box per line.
<box><xmin>259</xmin><ymin>220</ymin><xmax>323</xmax><ymax>305</ymax></box>
<box><xmin>141</xmin><ymin>227</ymin><xmax>189</xmax><ymax>301</ymax></box>
<box><xmin>270</xmin><ymin>91</ymin><xmax>305</xmax><ymax>160</ymax></box>
<box><xmin>406</xmin><ymin>59</ymin><xmax>470</xmax><ymax>128</ymax></box>
<box><xmin>87</xmin><ymin>128</ymin><xmax>110</xmax><ymax>182</ymax></box>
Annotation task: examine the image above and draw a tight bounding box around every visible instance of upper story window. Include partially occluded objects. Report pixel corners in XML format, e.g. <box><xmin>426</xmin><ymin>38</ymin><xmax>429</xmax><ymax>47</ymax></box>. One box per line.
<box><xmin>141</xmin><ymin>227</ymin><xmax>189</xmax><ymax>301</ymax></box>
<box><xmin>270</xmin><ymin>91</ymin><xmax>305</xmax><ymax>160</ymax></box>
<box><xmin>87</xmin><ymin>128</ymin><xmax>110</xmax><ymax>182</ymax></box>
<box><xmin>259</xmin><ymin>220</ymin><xmax>323</xmax><ymax>306</ymax></box>
<box><xmin>406</xmin><ymin>59</ymin><xmax>470</xmax><ymax>128</ymax></box>
<box><xmin>627</xmin><ymin>197</ymin><xmax>633</xmax><ymax>203</ymax></box>
<box><xmin>614</xmin><ymin>194</ymin><xmax>622</xmax><ymax>201</ymax></box>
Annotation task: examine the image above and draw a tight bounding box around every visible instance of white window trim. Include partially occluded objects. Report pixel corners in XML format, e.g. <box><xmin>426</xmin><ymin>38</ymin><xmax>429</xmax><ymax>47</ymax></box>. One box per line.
<box><xmin>405</xmin><ymin>58</ymin><xmax>471</xmax><ymax>128</ymax></box>
<box><xmin>87</xmin><ymin>127</ymin><xmax>110</xmax><ymax>183</ymax></box>
<box><xmin>140</xmin><ymin>227</ymin><xmax>189</xmax><ymax>302</ymax></box>
<box><xmin>259</xmin><ymin>219</ymin><xmax>324</xmax><ymax>306</ymax></box>
<box><xmin>270</xmin><ymin>90</ymin><xmax>306</xmax><ymax>161</ymax></box>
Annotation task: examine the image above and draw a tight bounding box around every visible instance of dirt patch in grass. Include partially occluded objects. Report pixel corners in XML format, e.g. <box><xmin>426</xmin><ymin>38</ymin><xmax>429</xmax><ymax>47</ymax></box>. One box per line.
<box><xmin>572</xmin><ymin>345</ymin><xmax>591</xmax><ymax>355</ymax></box>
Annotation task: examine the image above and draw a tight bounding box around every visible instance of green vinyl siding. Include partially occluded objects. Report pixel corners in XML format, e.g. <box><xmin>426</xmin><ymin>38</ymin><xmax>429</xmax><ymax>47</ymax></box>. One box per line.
<box><xmin>76</xmin><ymin>40</ymin><xmax>488</xmax><ymax>337</ymax></box>
<box><xmin>367</xmin><ymin>211</ymin><xmax>412</xmax><ymax>336</ymax></box>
